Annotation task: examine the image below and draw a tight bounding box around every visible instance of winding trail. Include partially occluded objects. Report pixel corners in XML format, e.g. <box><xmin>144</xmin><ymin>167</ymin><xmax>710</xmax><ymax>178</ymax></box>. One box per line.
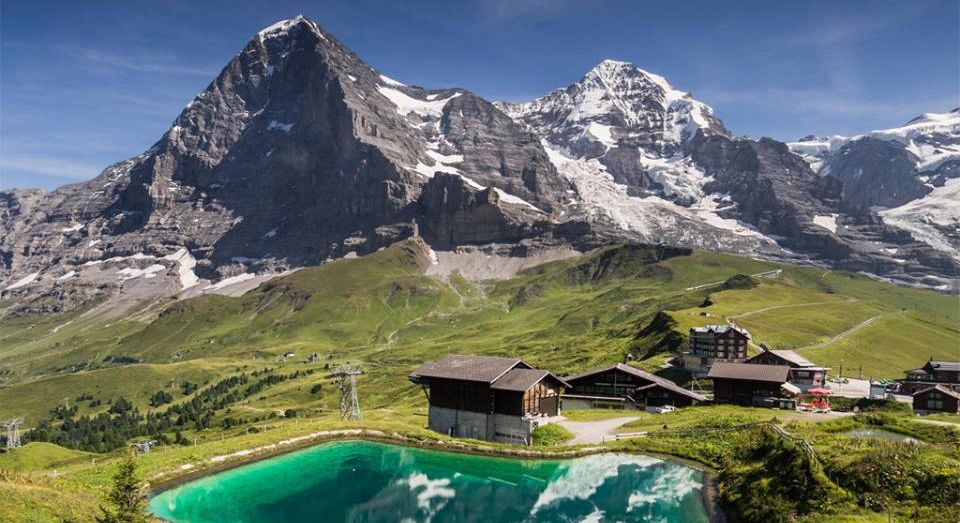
<box><xmin>797</xmin><ymin>312</ymin><xmax>898</xmax><ymax>351</ymax></box>
<box><xmin>683</xmin><ymin>269</ymin><xmax>782</xmax><ymax>292</ymax></box>
<box><xmin>729</xmin><ymin>297</ymin><xmax>854</xmax><ymax>319</ymax></box>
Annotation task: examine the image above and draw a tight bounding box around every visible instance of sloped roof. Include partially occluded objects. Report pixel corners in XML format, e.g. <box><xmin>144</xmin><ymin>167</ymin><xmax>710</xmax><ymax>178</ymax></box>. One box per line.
<box><xmin>707</xmin><ymin>362</ymin><xmax>790</xmax><ymax>383</ymax></box>
<box><xmin>925</xmin><ymin>361</ymin><xmax>960</xmax><ymax>372</ymax></box>
<box><xmin>690</xmin><ymin>324</ymin><xmax>750</xmax><ymax>337</ymax></box>
<box><xmin>749</xmin><ymin>350</ymin><xmax>823</xmax><ymax>368</ymax></box>
<box><xmin>564</xmin><ymin>363</ymin><xmax>705</xmax><ymax>402</ymax></box>
<box><xmin>490</xmin><ymin>368</ymin><xmax>570</xmax><ymax>391</ymax></box>
<box><xmin>409</xmin><ymin>355</ymin><xmax>528</xmax><ymax>383</ymax></box>
<box><xmin>913</xmin><ymin>384</ymin><xmax>960</xmax><ymax>400</ymax></box>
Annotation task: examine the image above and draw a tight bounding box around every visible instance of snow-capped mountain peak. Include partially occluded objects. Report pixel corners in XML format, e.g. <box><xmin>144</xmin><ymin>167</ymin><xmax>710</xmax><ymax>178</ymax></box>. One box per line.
<box><xmin>257</xmin><ymin>15</ymin><xmax>325</xmax><ymax>41</ymax></box>
<box><xmin>498</xmin><ymin>59</ymin><xmax>727</xmax><ymax>161</ymax></box>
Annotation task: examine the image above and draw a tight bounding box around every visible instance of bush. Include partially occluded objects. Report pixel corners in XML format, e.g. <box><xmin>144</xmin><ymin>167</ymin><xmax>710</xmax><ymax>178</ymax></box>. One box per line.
<box><xmin>720</xmin><ymin>428</ymin><xmax>849</xmax><ymax>522</ymax></box>
<box><xmin>530</xmin><ymin>423</ymin><xmax>574</xmax><ymax>447</ymax></box>
<box><xmin>829</xmin><ymin>397</ymin><xmax>911</xmax><ymax>414</ymax></box>
<box><xmin>722</xmin><ymin>274</ymin><xmax>757</xmax><ymax>290</ymax></box>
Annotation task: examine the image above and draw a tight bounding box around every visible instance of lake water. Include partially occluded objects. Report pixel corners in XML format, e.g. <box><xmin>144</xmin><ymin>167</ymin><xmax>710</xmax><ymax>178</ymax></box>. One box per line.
<box><xmin>148</xmin><ymin>440</ymin><xmax>710</xmax><ymax>522</ymax></box>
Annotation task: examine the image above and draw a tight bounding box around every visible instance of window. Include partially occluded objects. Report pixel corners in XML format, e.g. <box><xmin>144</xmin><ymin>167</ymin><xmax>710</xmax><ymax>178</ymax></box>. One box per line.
<box><xmin>927</xmin><ymin>400</ymin><xmax>943</xmax><ymax>409</ymax></box>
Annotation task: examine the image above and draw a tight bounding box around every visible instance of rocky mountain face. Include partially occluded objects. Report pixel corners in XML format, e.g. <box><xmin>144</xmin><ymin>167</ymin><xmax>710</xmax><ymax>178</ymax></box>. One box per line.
<box><xmin>1</xmin><ymin>16</ymin><xmax>956</xmax><ymax>313</ymax></box>
<box><xmin>789</xmin><ymin>109</ymin><xmax>960</xmax><ymax>262</ymax></box>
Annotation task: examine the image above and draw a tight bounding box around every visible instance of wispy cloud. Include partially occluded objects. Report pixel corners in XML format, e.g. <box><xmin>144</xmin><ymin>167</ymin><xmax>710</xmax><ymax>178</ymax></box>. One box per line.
<box><xmin>701</xmin><ymin>86</ymin><xmax>958</xmax><ymax>134</ymax></box>
<box><xmin>0</xmin><ymin>155</ymin><xmax>104</xmax><ymax>181</ymax></box>
<box><xmin>58</xmin><ymin>46</ymin><xmax>216</xmax><ymax>76</ymax></box>
<box><xmin>476</xmin><ymin>0</ymin><xmax>595</xmax><ymax>21</ymax></box>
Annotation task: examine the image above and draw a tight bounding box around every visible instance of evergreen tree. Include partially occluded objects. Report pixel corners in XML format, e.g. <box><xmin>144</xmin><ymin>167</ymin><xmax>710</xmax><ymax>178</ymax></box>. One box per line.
<box><xmin>97</xmin><ymin>454</ymin><xmax>149</xmax><ymax>523</ymax></box>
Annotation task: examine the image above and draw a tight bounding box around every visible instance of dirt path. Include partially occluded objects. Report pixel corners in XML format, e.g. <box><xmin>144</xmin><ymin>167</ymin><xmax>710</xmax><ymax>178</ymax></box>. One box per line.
<box><xmin>730</xmin><ymin>297</ymin><xmax>856</xmax><ymax>319</ymax></box>
<box><xmin>556</xmin><ymin>416</ymin><xmax>641</xmax><ymax>445</ymax></box>
<box><xmin>913</xmin><ymin>418</ymin><xmax>960</xmax><ymax>428</ymax></box>
<box><xmin>683</xmin><ymin>269</ymin><xmax>782</xmax><ymax>292</ymax></box>
<box><xmin>797</xmin><ymin>312</ymin><xmax>897</xmax><ymax>351</ymax></box>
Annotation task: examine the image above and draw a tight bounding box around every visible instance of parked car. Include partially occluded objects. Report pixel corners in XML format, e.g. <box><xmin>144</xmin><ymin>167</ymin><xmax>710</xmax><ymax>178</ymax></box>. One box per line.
<box><xmin>647</xmin><ymin>405</ymin><xmax>678</xmax><ymax>414</ymax></box>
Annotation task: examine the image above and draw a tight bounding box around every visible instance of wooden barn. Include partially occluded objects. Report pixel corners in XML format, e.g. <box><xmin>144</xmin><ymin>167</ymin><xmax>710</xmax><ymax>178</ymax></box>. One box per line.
<box><xmin>707</xmin><ymin>362</ymin><xmax>793</xmax><ymax>407</ymax></box>
<box><xmin>747</xmin><ymin>349</ymin><xmax>829</xmax><ymax>389</ymax></box>
<box><xmin>912</xmin><ymin>384</ymin><xmax>960</xmax><ymax>414</ymax></box>
<box><xmin>562</xmin><ymin>363</ymin><xmax>705</xmax><ymax>411</ymax></box>
<box><xmin>409</xmin><ymin>355</ymin><xmax>569</xmax><ymax>444</ymax></box>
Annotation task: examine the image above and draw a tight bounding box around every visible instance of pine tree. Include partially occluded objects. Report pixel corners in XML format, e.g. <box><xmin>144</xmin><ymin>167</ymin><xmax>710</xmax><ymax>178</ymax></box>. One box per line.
<box><xmin>97</xmin><ymin>454</ymin><xmax>149</xmax><ymax>523</ymax></box>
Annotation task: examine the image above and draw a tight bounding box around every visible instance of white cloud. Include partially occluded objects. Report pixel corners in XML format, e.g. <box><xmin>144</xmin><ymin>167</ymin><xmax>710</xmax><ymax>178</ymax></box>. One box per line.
<box><xmin>60</xmin><ymin>46</ymin><xmax>216</xmax><ymax>77</ymax></box>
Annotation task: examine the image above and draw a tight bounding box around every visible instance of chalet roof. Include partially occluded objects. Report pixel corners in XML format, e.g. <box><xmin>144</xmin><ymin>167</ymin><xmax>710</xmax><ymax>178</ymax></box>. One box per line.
<box><xmin>490</xmin><ymin>368</ymin><xmax>570</xmax><ymax>392</ymax></box>
<box><xmin>749</xmin><ymin>350</ymin><xmax>823</xmax><ymax>368</ymax></box>
<box><xmin>564</xmin><ymin>363</ymin><xmax>705</xmax><ymax>402</ymax></box>
<box><xmin>913</xmin><ymin>384</ymin><xmax>960</xmax><ymax>400</ymax></box>
<box><xmin>409</xmin><ymin>355</ymin><xmax>529</xmax><ymax>383</ymax></box>
<box><xmin>707</xmin><ymin>362</ymin><xmax>790</xmax><ymax>383</ymax></box>
<box><xmin>690</xmin><ymin>324</ymin><xmax>750</xmax><ymax>338</ymax></box>
<box><xmin>924</xmin><ymin>361</ymin><xmax>960</xmax><ymax>372</ymax></box>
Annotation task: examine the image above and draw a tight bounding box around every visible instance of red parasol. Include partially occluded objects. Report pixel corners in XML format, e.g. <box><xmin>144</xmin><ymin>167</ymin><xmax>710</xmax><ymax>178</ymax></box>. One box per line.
<box><xmin>806</xmin><ymin>387</ymin><xmax>832</xmax><ymax>395</ymax></box>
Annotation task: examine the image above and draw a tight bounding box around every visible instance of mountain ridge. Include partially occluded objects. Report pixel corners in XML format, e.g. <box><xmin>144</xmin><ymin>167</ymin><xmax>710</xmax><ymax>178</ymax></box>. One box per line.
<box><xmin>1</xmin><ymin>16</ymin><xmax>956</xmax><ymax>315</ymax></box>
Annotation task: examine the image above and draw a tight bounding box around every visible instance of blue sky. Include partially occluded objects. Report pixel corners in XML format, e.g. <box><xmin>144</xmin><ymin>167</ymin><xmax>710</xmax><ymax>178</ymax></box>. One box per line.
<box><xmin>2</xmin><ymin>0</ymin><xmax>958</xmax><ymax>190</ymax></box>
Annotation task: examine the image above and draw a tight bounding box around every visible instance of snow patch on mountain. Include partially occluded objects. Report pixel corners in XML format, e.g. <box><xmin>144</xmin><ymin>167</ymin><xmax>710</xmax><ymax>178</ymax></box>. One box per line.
<box><xmin>812</xmin><ymin>214</ymin><xmax>839</xmax><ymax>234</ymax></box>
<box><xmin>544</xmin><ymin>143</ymin><xmax>774</xmax><ymax>246</ymax></box>
<box><xmin>163</xmin><ymin>248</ymin><xmax>201</xmax><ymax>289</ymax></box>
<box><xmin>377</xmin><ymin>86</ymin><xmax>461</xmax><ymax>118</ymax></box>
<box><xmin>4</xmin><ymin>271</ymin><xmax>39</xmax><ymax>291</ymax></box>
<box><xmin>880</xmin><ymin>178</ymin><xmax>960</xmax><ymax>260</ymax></box>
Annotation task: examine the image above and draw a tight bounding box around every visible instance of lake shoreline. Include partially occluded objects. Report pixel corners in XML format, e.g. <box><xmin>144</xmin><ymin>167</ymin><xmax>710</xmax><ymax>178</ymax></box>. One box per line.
<box><xmin>147</xmin><ymin>428</ymin><xmax>725</xmax><ymax>522</ymax></box>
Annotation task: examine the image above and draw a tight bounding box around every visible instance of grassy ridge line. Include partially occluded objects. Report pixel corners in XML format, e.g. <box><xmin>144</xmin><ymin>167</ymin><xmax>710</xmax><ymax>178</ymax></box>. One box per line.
<box><xmin>1</xmin><ymin>241</ymin><xmax>957</xmax><ymax>429</ymax></box>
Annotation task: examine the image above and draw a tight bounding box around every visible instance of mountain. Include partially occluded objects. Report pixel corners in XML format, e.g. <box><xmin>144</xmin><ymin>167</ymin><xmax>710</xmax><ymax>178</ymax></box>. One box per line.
<box><xmin>0</xmin><ymin>16</ymin><xmax>956</xmax><ymax>315</ymax></box>
<box><xmin>498</xmin><ymin>61</ymin><xmax>957</xmax><ymax>289</ymax></box>
<box><xmin>789</xmin><ymin>109</ymin><xmax>960</xmax><ymax>258</ymax></box>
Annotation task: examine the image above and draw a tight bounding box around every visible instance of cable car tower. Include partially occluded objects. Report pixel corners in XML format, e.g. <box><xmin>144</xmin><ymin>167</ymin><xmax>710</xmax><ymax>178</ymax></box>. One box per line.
<box><xmin>3</xmin><ymin>418</ymin><xmax>23</xmax><ymax>450</ymax></box>
<box><xmin>130</xmin><ymin>440</ymin><xmax>158</xmax><ymax>455</ymax></box>
<box><xmin>327</xmin><ymin>365</ymin><xmax>363</xmax><ymax>421</ymax></box>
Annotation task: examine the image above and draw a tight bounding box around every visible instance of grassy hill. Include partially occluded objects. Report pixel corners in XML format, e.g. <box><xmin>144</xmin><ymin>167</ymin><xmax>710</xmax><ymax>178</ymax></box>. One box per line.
<box><xmin>0</xmin><ymin>238</ymin><xmax>956</xmax><ymax>429</ymax></box>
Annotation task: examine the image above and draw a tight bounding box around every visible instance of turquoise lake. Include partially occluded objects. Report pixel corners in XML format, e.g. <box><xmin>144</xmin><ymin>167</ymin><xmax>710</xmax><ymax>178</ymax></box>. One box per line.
<box><xmin>148</xmin><ymin>440</ymin><xmax>710</xmax><ymax>522</ymax></box>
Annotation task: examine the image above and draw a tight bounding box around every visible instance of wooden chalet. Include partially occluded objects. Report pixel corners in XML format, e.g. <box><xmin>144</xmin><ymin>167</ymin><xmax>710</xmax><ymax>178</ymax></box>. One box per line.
<box><xmin>747</xmin><ymin>349</ymin><xmax>829</xmax><ymax>389</ymax></box>
<box><xmin>912</xmin><ymin>384</ymin><xmax>960</xmax><ymax>414</ymax></box>
<box><xmin>902</xmin><ymin>360</ymin><xmax>960</xmax><ymax>394</ymax></box>
<box><xmin>562</xmin><ymin>363</ymin><xmax>705</xmax><ymax>410</ymax></box>
<box><xmin>707</xmin><ymin>362</ymin><xmax>794</xmax><ymax>407</ymax></box>
<box><xmin>681</xmin><ymin>324</ymin><xmax>750</xmax><ymax>372</ymax></box>
<box><xmin>409</xmin><ymin>355</ymin><xmax>569</xmax><ymax>444</ymax></box>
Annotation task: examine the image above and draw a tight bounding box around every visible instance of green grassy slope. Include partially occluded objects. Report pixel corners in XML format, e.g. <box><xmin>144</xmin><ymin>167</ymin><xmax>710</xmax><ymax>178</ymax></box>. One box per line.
<box><xmin>1</xmin><ymin>239</ymin><xmax>956</xmax><ymax>428</ymax></box>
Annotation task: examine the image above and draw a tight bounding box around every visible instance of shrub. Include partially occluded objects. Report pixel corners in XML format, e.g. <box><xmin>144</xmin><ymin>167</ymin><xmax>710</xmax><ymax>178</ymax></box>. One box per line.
<box><xmin>97</xmin><ymin>454</ymin><xmax>148</xmax><ymax>523</ymax></box>
<box><xmin>531</xmin><ymin>423</ymin><xmax>574</xmax><ymax>447</ymax></box>
<box><xmin>720</xmin><ymin>428</ymin><xmax>849</xmax><ymax>522</ymax></box>
<box><xmin>829</xmin><ymin>397</ymin><xmax>911</xmax><ymax>414</ymax></box>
